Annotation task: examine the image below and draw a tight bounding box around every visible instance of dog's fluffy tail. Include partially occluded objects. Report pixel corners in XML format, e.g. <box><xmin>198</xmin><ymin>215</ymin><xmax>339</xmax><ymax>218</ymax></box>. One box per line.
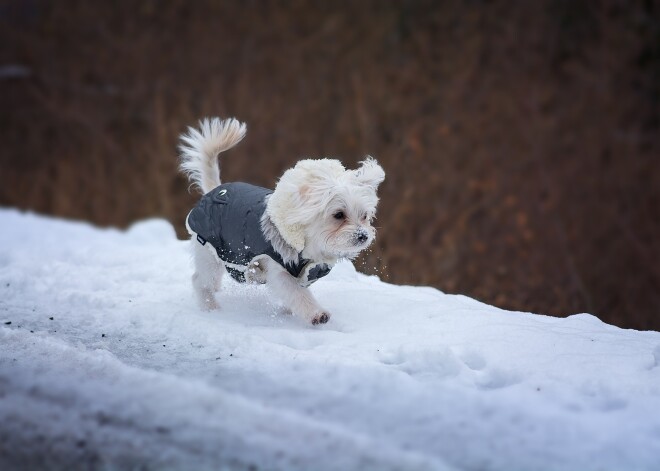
<box><xmin>179</xmin><ymin>117</ymin><xmax>247</xmax><ymax>194</ymax></box>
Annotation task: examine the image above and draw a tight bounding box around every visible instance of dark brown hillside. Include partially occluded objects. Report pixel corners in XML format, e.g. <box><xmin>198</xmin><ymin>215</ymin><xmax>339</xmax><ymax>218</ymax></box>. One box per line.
<box><xmin>1</xmin><ymin>0</ymin><xmax>658</xmax><ymax>329</ymax></box>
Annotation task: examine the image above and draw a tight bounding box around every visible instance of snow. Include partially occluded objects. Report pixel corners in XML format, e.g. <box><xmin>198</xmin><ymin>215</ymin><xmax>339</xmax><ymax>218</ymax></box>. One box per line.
<box><xmin>1</xmin><ymin>208</ymin><xmax>659</xmax><ymax>471</ymax></box>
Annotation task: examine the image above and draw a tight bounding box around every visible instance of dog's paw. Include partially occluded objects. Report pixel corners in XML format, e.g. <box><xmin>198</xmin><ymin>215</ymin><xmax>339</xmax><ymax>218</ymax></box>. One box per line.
<box><xmin>311</xmin><ymin>312</ymin><xmax>331</xmax><ymax>325</ymax></box>
<box><xmin>244</xmin><ymin>256</ymin><xmax>268</xmax><ymax>284</ymax></box>
<box><xmin>197</xmin><ymin>293</ymin><xmax>220</xmax><ymax>311</ymax></box>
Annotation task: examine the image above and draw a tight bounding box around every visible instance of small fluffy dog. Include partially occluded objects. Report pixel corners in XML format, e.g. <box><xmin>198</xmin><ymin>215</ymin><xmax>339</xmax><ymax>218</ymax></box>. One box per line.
<box><xmin>179</xmin><ymin>118</ymin><xmax>385</xmax><ymax>325</ymax></box>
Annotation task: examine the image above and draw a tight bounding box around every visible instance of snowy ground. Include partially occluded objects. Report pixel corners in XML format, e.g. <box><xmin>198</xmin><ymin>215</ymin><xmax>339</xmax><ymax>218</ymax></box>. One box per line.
<box><xmin>1</xmin><ymin>208</ymin><xmax>659</xmax><ymax>471</ymax></box>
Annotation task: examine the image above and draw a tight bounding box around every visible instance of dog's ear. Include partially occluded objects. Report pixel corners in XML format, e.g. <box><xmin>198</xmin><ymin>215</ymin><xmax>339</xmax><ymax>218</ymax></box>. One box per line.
<box><xmin>353</xmin><ymin>156</ymin><xmax>385</xmax><ymax>190</ymax></box>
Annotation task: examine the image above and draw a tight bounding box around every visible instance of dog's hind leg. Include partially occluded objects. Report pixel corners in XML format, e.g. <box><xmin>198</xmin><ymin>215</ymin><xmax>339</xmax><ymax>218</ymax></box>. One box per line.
<box><xmin>191</xmin><ymin>240</ymin><xmax>224</xmax><ymax>310</ymax></box>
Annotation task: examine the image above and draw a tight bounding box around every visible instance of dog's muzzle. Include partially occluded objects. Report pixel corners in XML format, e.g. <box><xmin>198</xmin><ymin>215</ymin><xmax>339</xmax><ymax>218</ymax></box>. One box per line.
<box><xmin>353</xmin><ymin>229</ymin><xmax>369</xmax><ymax>246</ymax></box>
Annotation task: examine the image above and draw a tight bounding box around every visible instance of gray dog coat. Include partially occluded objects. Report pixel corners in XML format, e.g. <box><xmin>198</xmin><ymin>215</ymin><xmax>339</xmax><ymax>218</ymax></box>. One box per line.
<box><xmin>186</xmin><ymin>182</ymin><xmax>332</xmax><ymax>287</ymax></box>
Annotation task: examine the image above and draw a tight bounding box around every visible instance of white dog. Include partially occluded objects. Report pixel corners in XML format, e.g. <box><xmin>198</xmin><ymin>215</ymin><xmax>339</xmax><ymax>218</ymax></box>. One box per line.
<box><xmin>179</xmin><ymin>118</ymin><xmax>385</xmax><ymax>325</ymax></box>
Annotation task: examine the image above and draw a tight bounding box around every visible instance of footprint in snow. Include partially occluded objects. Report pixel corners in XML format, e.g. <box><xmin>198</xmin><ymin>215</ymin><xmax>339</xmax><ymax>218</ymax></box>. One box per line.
<box><xmin>457</xmin><ymin>349</ymin><xmax>487</xmax><ymax>371</ymax></box>
<box><xmin>378</xmin><ymin>345</ymin><xmax>463</xmax><ymax>379</ymax></box>
<box><xmin>474</xmin><ymin>368</ymin><xmax>522</xmax><ymax>390</ymax></box>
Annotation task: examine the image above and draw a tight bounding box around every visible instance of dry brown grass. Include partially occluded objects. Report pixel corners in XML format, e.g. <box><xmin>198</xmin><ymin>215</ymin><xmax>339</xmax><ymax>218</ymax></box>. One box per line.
<box><xmin>1</xmin><ymin>0</ymin><xmax>658</xmax><ymax>329</ymax></box>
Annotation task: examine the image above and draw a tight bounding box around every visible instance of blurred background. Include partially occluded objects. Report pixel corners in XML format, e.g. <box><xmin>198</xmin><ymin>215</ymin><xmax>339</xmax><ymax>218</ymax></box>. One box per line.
<box><xmin>1</xmin><ymin>0</ymin><xmax>658</xmax><ymax>329</ymax></box>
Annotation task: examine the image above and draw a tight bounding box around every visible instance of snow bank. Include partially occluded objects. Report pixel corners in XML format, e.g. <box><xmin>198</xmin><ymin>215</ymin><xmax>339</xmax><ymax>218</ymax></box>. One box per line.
<box><xmin>1</xmin><ymin>208</ymin><xmax>659</xmax><ymax>470</ymax></box>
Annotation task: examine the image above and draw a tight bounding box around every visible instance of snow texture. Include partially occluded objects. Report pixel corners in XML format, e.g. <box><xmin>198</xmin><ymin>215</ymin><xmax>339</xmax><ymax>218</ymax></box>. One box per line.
<box><xmin>1</xmin><ymin>208</ymin><xmax>659</xmax><ymax>471</ymax></box>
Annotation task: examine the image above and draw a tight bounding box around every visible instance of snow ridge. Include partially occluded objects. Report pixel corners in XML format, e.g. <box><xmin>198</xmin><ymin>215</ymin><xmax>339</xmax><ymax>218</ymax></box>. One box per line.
<box><xmin>1</xmin><ymin>208</ymin><xmax>659</xmax><ymax>471</ymax></box>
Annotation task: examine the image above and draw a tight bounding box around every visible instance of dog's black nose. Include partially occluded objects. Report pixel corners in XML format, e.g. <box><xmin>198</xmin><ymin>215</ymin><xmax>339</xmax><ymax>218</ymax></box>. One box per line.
<box><xmin>356</xmin><ymin>231</ymin><xmax>368</xmax><ymax>244</ymax></box>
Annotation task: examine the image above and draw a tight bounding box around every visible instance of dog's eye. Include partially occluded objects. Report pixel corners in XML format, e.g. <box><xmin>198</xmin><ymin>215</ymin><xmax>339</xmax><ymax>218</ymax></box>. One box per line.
<box><xmin>333</xmin><ymin>211</ymin><xmax>345</xmax><ymax>220</ymax></box>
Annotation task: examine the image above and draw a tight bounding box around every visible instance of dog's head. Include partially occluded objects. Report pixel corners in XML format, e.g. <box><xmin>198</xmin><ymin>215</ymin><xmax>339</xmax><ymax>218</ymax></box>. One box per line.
<box><xmin>266</xmin><ymin>157</ymin><xmax>385</xmax><ymax>261</ymax></box>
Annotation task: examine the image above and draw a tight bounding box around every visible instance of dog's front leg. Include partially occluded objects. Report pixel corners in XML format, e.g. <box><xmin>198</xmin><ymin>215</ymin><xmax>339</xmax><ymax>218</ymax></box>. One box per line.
<box><xmin>264</xmin><ymin>260</ymin><xmax>330</xmax><ymax>325</ymax></box>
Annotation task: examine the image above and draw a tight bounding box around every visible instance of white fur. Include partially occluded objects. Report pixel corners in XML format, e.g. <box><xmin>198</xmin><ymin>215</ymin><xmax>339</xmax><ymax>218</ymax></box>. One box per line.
<box><xmin>179</xmin><ymin>117</ymin><xmax>385</xmax><ymax>325</ymax></box>
<box><xmin>179</xmin><ymin>117</ymin><xmax>246</xmax><ymax>194</ymax></box>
